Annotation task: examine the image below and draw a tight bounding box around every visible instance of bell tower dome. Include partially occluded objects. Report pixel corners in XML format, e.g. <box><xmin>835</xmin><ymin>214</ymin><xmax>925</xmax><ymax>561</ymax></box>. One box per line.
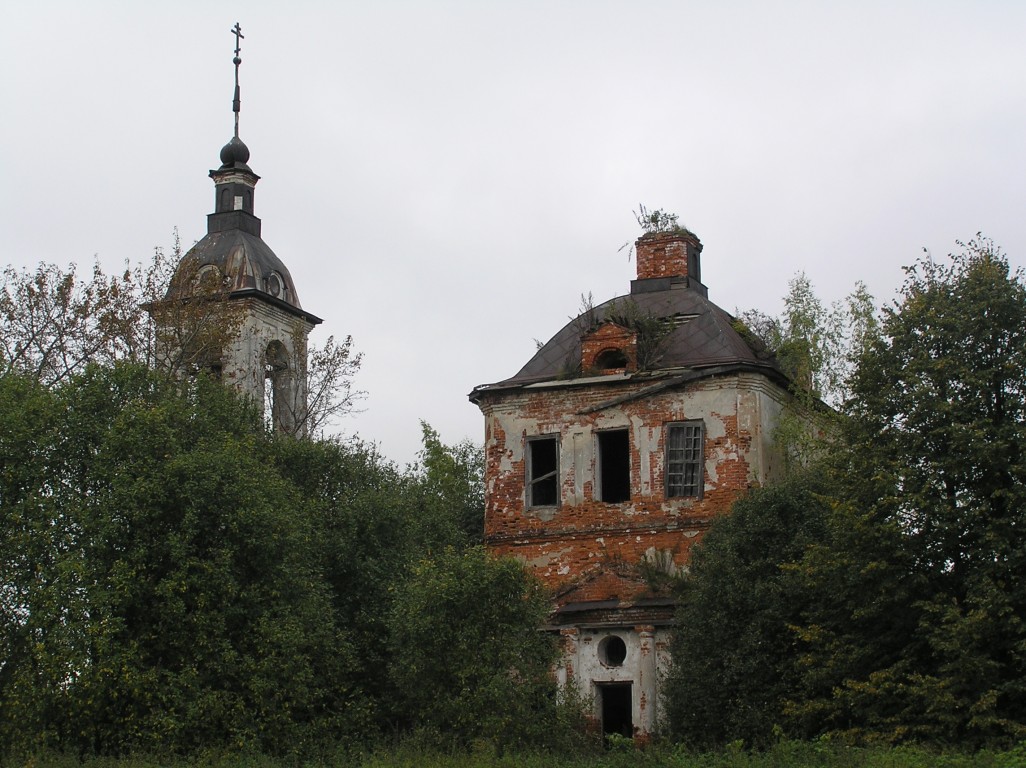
<box><xmin>160</xmin><ymin>23</ymin><xmax>322</xmax><ymax>434</ymax></box>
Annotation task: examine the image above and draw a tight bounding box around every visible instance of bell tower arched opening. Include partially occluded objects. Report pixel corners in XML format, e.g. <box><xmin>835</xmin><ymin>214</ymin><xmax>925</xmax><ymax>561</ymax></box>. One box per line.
<box><xmin>264</xmin><ymin>340</ymin><xmax>292</xmax><ymax>432</ymax></box>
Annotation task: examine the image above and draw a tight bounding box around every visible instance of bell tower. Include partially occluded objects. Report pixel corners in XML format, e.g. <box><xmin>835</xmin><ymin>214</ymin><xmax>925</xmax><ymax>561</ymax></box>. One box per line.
<box><xmin>160</xmin><ymin>24</ymin><xmax>322</xmax><ymax>434</ymax></box>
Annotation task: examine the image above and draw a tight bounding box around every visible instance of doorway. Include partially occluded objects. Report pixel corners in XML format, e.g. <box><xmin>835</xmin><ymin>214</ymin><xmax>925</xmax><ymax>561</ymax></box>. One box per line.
<box><xmin>598</xmin><ymin>682</ymin><xmax>633</xmax><ymax>739</ymax></box>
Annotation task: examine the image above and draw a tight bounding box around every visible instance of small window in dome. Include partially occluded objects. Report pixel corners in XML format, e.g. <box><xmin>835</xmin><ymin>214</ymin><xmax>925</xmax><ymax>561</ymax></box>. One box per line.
<box><xmin>266</xmin><ymin>272</ymin><xmax>284</xmax><ymax>298</ymax></box>
<box><xmin>234</xmin><ymin>195</ymin><xmax>244</xmax><ymax>211</ymax></box>
<box><xmin>595</xmin><ymin>348</ymin><xmax>629</xmax><ymax>370</ymax></box>
<box><xmin>193</xmin><ymin>265</ymin><xmax>222</xmax><ymax>291</ymax></box>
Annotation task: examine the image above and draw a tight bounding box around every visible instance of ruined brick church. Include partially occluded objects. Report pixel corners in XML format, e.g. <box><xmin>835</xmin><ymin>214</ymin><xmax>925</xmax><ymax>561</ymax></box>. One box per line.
<box><xmin>470</xmin><ymin>230</ymin><xmax>792</xmax><ymax>738</ymax></box>
<box><xmin>173</xmin><ymin>26</ymin><xmax>795</xmax><ymax>743</ymax></box>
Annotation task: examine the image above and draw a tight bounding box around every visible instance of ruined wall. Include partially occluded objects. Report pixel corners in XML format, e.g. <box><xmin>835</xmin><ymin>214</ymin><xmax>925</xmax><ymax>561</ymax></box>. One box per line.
<box><xmin>477</xmin><ymin>371</ymin><xmax>788</xmax><ymax>593</ymax></box>
<box><xmin>557</xmin><ymin>625</ymin><xmax>672</xmax><ymax>735</ymax></box>
<box><xmin>221</xmin><ymin>297</ymin><xmax>313</xmax><ymax>432</ymax></box>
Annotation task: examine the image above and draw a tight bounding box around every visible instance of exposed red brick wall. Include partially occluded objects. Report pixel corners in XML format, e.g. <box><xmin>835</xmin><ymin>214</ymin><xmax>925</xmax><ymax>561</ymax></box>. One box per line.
<box><xmin>580</xmin><ymin>322</ymin><xmax>637</xmax><ymax>373</ymax></box>
<box><xmin>478</xmin><ymin>375</ymin><xmax>764</xmax><ymax>602</ymax></box>
<box><xmin>634</xmin><ymin>231</ymin><xmax>702</xmax><ymax>282</ymax></box>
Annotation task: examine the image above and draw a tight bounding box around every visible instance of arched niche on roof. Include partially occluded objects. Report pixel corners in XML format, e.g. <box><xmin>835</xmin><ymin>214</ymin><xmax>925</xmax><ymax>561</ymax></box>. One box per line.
<box><xmin>581</xmin><ymin>322</ymin><xmax>637</xmax><ymax>373</ymax></box>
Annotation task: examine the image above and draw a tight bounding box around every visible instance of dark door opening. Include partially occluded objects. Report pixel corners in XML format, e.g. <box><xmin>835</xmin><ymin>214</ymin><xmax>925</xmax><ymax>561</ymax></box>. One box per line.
<box><xmin>599</xmin><ymin>682</ymin><xmax>633</xmax><ymax>740</ymax></box>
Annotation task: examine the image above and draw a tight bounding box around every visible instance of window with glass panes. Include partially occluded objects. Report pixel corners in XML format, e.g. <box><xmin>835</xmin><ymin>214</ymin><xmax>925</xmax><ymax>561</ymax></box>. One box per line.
<box><xmin>665</xmin><ymin>421</ymin><xmax>704</xmax><ymax>498</ymax></box>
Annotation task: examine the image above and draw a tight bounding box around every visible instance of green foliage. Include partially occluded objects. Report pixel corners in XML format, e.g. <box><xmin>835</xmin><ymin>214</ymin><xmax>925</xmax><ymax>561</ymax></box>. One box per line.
<box><xmin>0</xmin><ymin>364</ymin><xmax>357</xmax><ymax>755</ymax></box>
<box><xmin>10</xmin><ymin>740</ymin><xmax>1026</xmax><ymax>767</ymax></box>
<box><xmin>414</xmin><ymin>422</ymin><xmax>485</xmax><ymax>544</ymax></box>
<box><xmin>0</xmin><ymin>362</ymin><xmax>498</xmax><ymax>759</ymax></box>
<box><xmin>803</xmin><ymin>236</ymin><xmax>1026</xmax><ymax>746</ymax></box>
<box><xmin>666</xmin><ymin>237</ymin><xmax>1026</xmax><ymax>750</ymax></box>
<box><xmin>602</xmin><ymin>297</ymin><xmax>672</xmax><ymax>370</ymax></box>
<box><xmin>735</xmin><ymin>275</ymin><xmax>878</xmax><ymax>469</ymax></box>
<box><xmin>271</xmin><ymin>434</ymin><xmax>435</xmax><ymax>733</ymax></box>
<box><xmin>633</xmin><ymin>204</ymin><xmax>694</xmax><ymax>238</ymax></box>
<box><xmin>387</xmin><ymin>546</ymin><xmax>565</xmax><ymax>752</ymax></box>
<box><xmin>663</xmin><ymin>472</ymin><xmax>832</xmax><ymax>748</ymax></box>
<box><xmin>736</xmin><ymin>274</ymin><xmax>878</xmax><ymax>407</ymax></box>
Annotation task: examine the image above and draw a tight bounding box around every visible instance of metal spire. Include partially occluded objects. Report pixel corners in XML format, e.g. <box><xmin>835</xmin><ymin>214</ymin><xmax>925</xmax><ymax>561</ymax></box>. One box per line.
<box><xmin>231</xmin><ymin>22</ymin><xmax>244</xmax><ymax>138</ymax></box>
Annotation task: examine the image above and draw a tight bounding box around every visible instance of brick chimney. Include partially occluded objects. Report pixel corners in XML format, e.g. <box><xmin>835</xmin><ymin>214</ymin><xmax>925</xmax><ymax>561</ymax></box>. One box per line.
<box><xmin>632</xmin><ymin>230</ymin><xmax>705</xmax><ymax>296</ymax></box>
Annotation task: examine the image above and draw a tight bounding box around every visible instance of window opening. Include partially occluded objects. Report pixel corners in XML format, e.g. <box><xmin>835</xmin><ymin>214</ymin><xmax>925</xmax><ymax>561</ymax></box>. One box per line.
<box><xmin>266</xmin><ymin>272</ymin><xmax>284</xmax><ymax>298</ymax></box>
<box><xmin>599</xmin><ymin>635</ymin><xmax>627</xmax><ymax>667</ymax></box>
<box><xmin>193</xmin><ymin>264</ymin><xmax>221</xmax><ymax>291</ymax></box>
<box><xmin>527</xmin><ymin>436</ymin><xmax>559</xmax><ymax>507</ymax></box>
<box><xmin>595</xmin><ymin>348</ymin><xmax>628</xmax><ymax>370</ymax></box>
<box><xmin>263</xmin><ymin>341</ymin><xmax>291</xmax><ymax>432</ymax></box>
<box><xmin>598</xmin><ymin>429</ymin><xmax>631</xmax><ymax>503</ymax></box>
<box><xmin>666</xmin><ymin>421</ymin><xmax>704</xmax><ymax>498</ymax></box>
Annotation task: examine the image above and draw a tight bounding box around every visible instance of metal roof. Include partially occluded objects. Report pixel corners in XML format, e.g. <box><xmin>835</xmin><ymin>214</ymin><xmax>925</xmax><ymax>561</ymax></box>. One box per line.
<box><xmin>171</xmin><ymin>229</ymin><xmax>322</xmax><ymax>325</ymax></box>
<box><xmin>474</xmin><ymin>278</ymin><xmax>785</xmax><ymax>394</ymax></box>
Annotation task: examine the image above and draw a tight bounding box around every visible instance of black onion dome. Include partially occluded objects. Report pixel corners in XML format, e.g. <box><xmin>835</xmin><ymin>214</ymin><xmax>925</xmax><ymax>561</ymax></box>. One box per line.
<box><xmin>218</xmin><ymin>135</ymin><xmax>252</xmax><ymax>170</ymax></box>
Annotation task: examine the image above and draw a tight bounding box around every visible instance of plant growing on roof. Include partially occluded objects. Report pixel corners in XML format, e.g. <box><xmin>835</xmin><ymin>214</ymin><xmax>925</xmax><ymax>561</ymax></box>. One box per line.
<box><xmin>619</xmin><ymin>203</ymin><xmax>695</xmax><ymax>262</ymax></box>
<box><xmin>602</xmin><ymin>296</ymin><xmax>672</xmax><ymax>370</ymax></box>
<box><xmin>634</xmin><ymin>203</ymin><xmax>694</xmax><ymax>238</ymax></box>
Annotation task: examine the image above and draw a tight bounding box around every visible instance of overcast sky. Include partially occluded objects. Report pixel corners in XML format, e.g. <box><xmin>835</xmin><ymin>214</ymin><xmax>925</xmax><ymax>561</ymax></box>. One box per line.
<box><xmin>3</xmin><ymin>1</ymin><xmax>1024</xmax><ymax>465</ymax></box>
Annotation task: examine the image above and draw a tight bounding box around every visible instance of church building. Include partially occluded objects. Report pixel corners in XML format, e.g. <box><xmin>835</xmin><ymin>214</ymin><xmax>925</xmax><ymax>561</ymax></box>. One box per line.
<box><xmin>155</xmin><ymin>25</ymin><xmax>321</xmax><ymax>434</ymax></box>
<box><xmin>470</xmin><ymin>227</ymin><xmax>793</xmax><ymax>738</ymax></box>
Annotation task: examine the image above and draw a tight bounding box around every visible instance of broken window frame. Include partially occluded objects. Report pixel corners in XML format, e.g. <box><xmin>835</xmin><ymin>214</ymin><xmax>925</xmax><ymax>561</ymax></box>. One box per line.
<box><xmin>597</xmin><ymin>428</ymin><xmax>631</xmax><ymax>503</ymax></box>
<box><xmin>665</xmin><ymin>420</ymin><xmax>704</xmax><ymax>499</ymax></box>
<box><xmin>527</xmin><ymin>434</ymin><xmax>560</xmax><ymax>508</ymax></box>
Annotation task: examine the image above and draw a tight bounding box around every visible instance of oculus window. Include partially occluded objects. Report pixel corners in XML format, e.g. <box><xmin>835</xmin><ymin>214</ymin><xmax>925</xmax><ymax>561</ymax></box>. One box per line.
<box><xmin>666</xmin><ymin>421</ymin><xmax>704</xmax><ymax>498</ymax></box>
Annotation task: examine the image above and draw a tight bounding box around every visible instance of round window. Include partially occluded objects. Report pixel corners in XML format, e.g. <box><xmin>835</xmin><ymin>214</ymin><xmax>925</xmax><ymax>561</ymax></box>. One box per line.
<box><xmin>266</xmin><ymin>272</ymin><xmax>284</xmax><ymax>298</ymax></box>
<box><xmin>599</xmin><ymin>635</ymin><xmax>627</xmax><ymax>667</ymax></box>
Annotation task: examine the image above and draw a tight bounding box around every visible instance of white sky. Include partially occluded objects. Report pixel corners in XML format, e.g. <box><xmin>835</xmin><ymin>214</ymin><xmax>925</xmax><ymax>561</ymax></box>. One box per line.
<box><xmin>3</xmin><ymin>1</ymin><xmax>1025</xmax><ymax>465</ymax></box>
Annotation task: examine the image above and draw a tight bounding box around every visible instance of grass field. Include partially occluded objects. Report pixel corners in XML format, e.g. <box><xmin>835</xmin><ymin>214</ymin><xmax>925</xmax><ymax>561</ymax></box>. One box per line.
<box><xmin>9</xmin><ymin>741</ymin><xmax>1026</xmax><ymax>768</ymax></box>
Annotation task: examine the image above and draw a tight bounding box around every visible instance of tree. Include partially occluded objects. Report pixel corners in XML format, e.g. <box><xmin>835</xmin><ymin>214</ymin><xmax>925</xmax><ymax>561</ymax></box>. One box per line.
<box><xmin>662</xmin><ymin>471</ymin><xmax>832</xmax><ymax>748</ymax></box>
<box><xmin>0</xmin><ymin>364</ymin><xmax>360</xmax><ymax>755</ymax></box>
<box><xmin>140</xmin><ymin>232</ymin><xmax>246</xmax><ymax>375</ymax></box>
<box><xmin>736</xmin><ymin>274</ymin><xmax>879</xmax><ymax>408</ymax></box>
<box><xmin>0</xmin><ymin>261</ymin><xmax>139</xmax><ymax>385</ymax></box>
<box><xmin>387</xmin><ymin>546</ymin><xmax>562</xmax><ymax>751</ymax></box>
<box><xmin>665</xmin><ymin>238</ymin><xmax>1026</xmax><ymax>748</ymax></box>
<box><xmin>413</xmin><ymin>422</ymin><xmax>484</xmax><ymax>544</ymax></box>
<box><xmin>734</xmin><ymin>274</ymin><xmax>878</xmax><ymax>467</ymax></box>
<box><xmin>811</xmin><ymin>236</ymin><xmax>1026</xmax><ymax>745</ymax></box>
<box><xmin>2</xmin><ymin>238</ymin><xmax>363</xmax><ymax>439</ymax></box>
<box><xmin>296</xmin><ymin>334</ymin><xmax>364</xmax><ymax>438</ymax></box>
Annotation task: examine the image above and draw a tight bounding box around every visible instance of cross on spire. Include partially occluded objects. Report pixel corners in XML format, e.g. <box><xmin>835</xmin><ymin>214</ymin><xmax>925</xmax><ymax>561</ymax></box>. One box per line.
<box><xmin>231</xmin><ymin>23</ymin><xmax>244</xmax><ymax>137</ymax></box>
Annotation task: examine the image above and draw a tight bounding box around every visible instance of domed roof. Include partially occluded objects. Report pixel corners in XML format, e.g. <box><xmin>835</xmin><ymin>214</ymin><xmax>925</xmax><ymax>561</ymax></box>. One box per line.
<box><xmin>167</xmin><ymin>228</ymin><xmax>307</xmax><ymax>314</ymax></box>
<box><xmin>476</xmin><ymin>282</ymin><xmax>785</xmax><ymax>393</ymax></box>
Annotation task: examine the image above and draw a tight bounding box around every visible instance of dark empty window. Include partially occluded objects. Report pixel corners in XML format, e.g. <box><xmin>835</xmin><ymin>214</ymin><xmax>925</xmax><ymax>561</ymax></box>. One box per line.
<box><xmin>599</xmin><ymin>635</ymin><xmax>627</xmax><ymax>667</ymax></box>
<box><xmin>595</xmin><ymin>349</ymin><xmax>628</xmax><ymax>369</ymax></box>
<box><xmin>666</xmin><ymin>421</ymin><xmax>704</xmax><ymax>498</ymax></box>
<box><xmin>598</xmin><ymin>429</ymin><xmax>631</xmax><ymax>503</ymax></box>
<box><xmin>528</xmin><ymin>436</ymin><xmax>559</xmax><ymax>507</ymax></box>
